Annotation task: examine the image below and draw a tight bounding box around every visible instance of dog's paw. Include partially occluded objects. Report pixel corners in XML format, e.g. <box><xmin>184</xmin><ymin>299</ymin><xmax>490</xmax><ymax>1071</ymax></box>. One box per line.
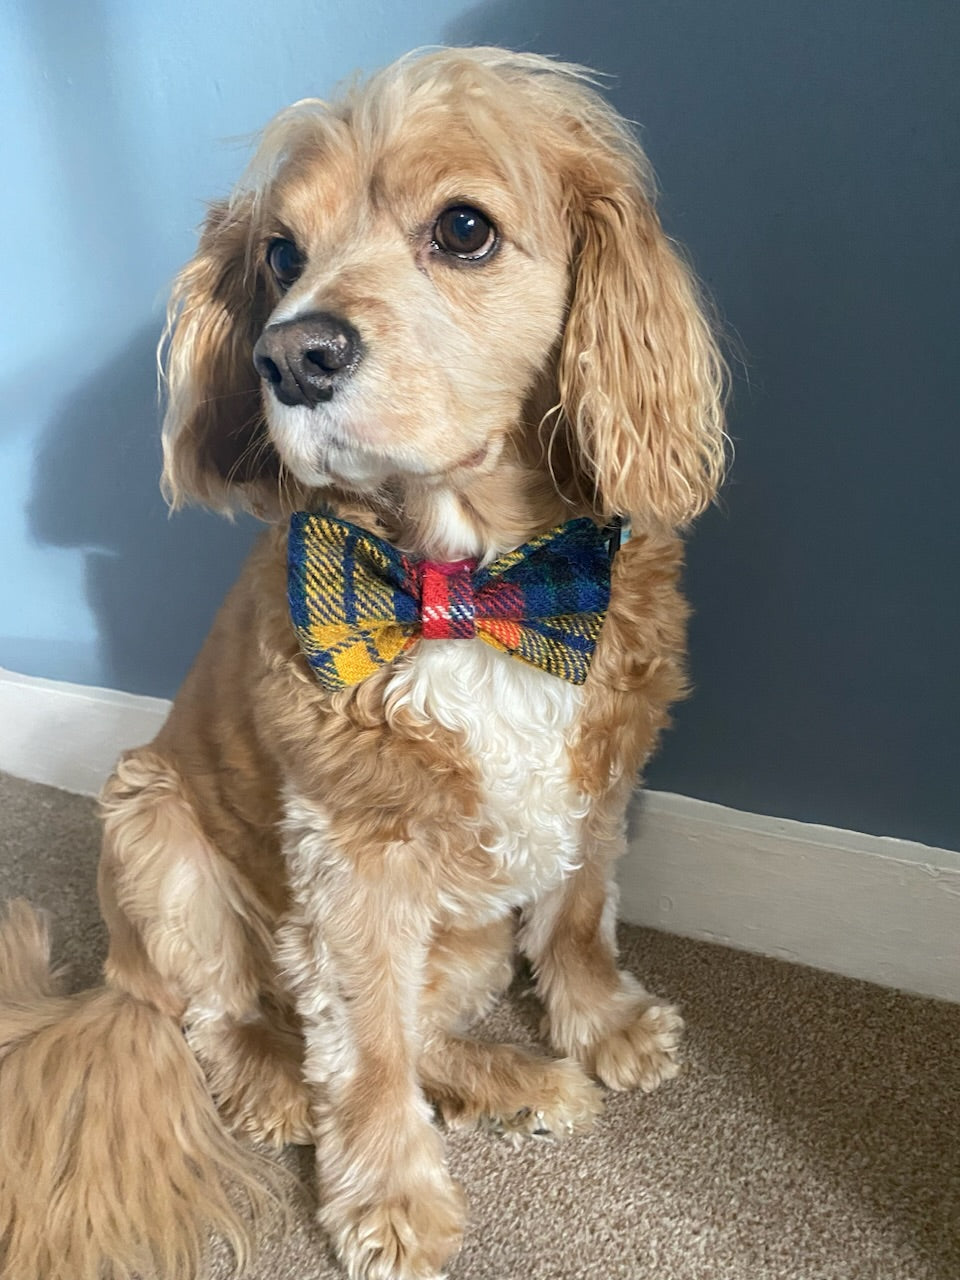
<box><xmin>439</xmin><ymin>1056</ymin><xmax>603</xmax><ymax>1144</ymax></box>
<box><xmin>325</xmin><ymin>1174</ymin><xmax>465</xmax><ymax>1280</ymax></box>
<box><xmin>188</xmin><ymin>1018</ymin><xmax>313</xmax><ymax>1147</ymax></box>
<box><xmin>222</xmin><ymin>1068</ymin><xmax>313</xmax><ymax>1147</ymax></box>
<box><xmin>582</xmin><ymin>998</ymin><xmax>683</xmax><ymax>1093</ymax></box>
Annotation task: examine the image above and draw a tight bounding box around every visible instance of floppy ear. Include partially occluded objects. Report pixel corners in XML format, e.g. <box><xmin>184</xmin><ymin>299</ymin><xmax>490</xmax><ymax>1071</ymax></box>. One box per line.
<box><xmin>160</xmin><ymin>200</ymin><xmax>286</xmax><ymax>517</ymax></box>
<box><xmin>557</xmin><ymin>130</ymin><xmax>727</xmax><ymax>529</ymax></box>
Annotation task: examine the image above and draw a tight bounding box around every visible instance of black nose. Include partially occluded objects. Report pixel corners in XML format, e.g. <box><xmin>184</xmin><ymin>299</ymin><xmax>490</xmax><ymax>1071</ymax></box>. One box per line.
<box><xmin>252</xmin><ymin>312</ymin><xmax>363</xmax><ymax>408</ymax></box>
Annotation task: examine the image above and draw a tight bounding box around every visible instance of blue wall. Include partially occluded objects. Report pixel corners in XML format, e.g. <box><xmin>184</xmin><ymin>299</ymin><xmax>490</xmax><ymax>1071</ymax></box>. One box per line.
<box><xmin>0</xmin><ymin>0</ymin><xmax>468</xmax><ymax>690</ymax></box>
<box><xmin>3</xmin><ymin>1</ymin><xmax>958</xmax><ymax>848</ymax></box>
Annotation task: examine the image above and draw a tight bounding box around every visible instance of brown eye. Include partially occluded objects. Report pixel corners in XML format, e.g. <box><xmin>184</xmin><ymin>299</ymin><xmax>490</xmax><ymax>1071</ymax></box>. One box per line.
<box><xmin>266</xmin><ymin>237</ymin><xmax>304</xmax><ymax>289</ymax></box>
<box><xmin>433</xmin><ymin>206</ymin><xmax>497</xmax><ymax>261</ymax></box>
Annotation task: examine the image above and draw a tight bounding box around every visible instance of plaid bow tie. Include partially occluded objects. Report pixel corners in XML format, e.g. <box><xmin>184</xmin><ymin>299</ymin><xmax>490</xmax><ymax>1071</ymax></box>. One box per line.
<box><xmin>287</xmin><ymin>514</ymin><xmax>617</xmax><ymax>691</ymax></box>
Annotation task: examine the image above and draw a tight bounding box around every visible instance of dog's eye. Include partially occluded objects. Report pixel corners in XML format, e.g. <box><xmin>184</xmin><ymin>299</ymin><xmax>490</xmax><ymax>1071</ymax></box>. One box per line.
<box><xmin>266</xmin><ymin>238</ymin><xmax>305</xmax><ymax>289</ymax></box>
<box><xmin>433</xmin><ymin>206</ymin><xmax>497</xmax><ymax>261</ymax></box>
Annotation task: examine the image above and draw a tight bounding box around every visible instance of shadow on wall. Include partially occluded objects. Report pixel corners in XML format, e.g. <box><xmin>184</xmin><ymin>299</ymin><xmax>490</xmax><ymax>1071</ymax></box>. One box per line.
<box><xmin>29</xmin><ymin>325</ymin><xmax>259</xmax><ymax>699</ymax></box>
<box><xmin>17</xmin><ymin>1</ymin><xmax>259</xmax><ymax>700</ymax></box>
<box><xmin>20</xmin><ymin>1</ymin><xmax>960</xmax><ymax>844</ymax></box>
<box><xmin>445</xmin><ymin>0</ymin><xmax>960</xmax><ymax>848</ymax></box>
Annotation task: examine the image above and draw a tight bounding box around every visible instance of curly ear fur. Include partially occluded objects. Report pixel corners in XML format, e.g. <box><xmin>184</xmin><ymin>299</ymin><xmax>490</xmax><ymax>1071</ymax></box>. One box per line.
<box><xmin>160</xmin><ymin>201</ymin><xmax>288</xmax><ymax>518</ymax></box>
<box><xmin>557</xmin><ymin>114</ymin><xmax>727</xmax><ymax>530</ymax></box>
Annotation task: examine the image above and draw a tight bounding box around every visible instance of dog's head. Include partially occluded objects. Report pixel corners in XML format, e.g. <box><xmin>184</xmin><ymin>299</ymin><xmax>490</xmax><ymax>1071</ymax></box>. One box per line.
<box><xmin>161</xmin><ymin>48</ymin><xmax>725</xmax><ymax>544</ymax></box>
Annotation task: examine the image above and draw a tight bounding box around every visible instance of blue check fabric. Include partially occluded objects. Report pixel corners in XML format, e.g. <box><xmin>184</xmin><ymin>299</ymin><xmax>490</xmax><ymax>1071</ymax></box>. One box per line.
<box><xmin>288</xmin><ymin>513</ymin><xmax>614</xmax><ymax>691</ymax></box>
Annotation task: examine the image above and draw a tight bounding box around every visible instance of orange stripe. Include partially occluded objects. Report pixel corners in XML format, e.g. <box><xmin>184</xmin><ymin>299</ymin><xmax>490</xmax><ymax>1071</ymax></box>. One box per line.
<box><xmin>479</xmin><ymin>618</ymin><xmax>523</xmax><ymax>650</ymax></box>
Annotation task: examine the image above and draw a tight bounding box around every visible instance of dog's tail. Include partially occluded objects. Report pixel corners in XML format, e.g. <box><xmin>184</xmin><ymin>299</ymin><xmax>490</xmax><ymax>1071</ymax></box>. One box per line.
<box><xmin>0</xmin><ymin>900</ymin><xmax>279</xmax><ymax>1280</ymax></box>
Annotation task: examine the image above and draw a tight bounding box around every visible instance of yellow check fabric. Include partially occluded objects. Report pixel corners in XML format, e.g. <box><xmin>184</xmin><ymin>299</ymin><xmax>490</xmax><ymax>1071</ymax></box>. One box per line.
<box><xmin>287</xmin><ymin>512</ymin><xmax>615</xmax><ymax>691</ymax></box>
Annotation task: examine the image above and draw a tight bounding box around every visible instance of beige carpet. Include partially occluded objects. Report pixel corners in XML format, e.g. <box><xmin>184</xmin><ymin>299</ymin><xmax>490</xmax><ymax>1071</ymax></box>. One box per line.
<box><xmin>1</xmin><ymin>770</ymin><xmax>957</xmax><ymax>1280</ymax></box>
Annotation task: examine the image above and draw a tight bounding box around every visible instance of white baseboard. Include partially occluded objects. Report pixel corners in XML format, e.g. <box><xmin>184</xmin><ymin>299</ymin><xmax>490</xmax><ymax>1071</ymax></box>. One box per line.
<box><xmin>0</xmin><ymin>666</ymin><xmax>169</xmax><ymax>798</ymax></box>
<box><xmin>2</xmin><ymin>666</ymin><xmax>958</xmax><ymax>1002</ymax></box>
<box><xmin>624</xmin><ymin>792</ymin><xmax>959</xmax><ymax>1003</ymax></box>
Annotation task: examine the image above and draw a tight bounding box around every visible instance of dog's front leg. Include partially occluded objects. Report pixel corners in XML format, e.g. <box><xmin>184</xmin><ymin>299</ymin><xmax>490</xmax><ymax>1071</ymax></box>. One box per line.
<box><xmin>278</xmin><ymin>819</ymin><xmax>464</xmax><ymax>1280</ymax></box>
<box><xmin>520</xmin><ymin>801</ymin><xmax>683</xmax><ymax>1094</ymax></box>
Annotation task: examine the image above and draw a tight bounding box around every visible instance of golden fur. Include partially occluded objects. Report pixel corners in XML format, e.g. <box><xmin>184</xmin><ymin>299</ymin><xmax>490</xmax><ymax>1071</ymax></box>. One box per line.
<box><xmin>0</xmin><ymin>48</ymin><xmax>725</xmax><ymax>1280</ymax></box>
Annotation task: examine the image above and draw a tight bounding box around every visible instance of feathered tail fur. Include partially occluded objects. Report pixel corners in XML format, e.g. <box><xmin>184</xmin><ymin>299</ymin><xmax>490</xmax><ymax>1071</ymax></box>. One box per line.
<box><xmin>0</xmin><ymin>900</ymin><xmax>278</xmax><ymax>1280</ymax></box>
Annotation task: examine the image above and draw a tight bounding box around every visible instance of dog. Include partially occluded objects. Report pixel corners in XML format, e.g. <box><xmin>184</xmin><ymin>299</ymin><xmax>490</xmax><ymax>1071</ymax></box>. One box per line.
<box><xmin>0</xmin><ymin>47</ymin><xmax>725</xmax><ymax>1280</ymax></box>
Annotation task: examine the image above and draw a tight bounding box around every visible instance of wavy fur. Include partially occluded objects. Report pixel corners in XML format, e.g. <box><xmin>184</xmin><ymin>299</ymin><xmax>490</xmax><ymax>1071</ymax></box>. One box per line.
<box><xmin>0</xmin><ymin>905</ymin><xmax>282</xmax><ymax>1280</ymax></box>
<box><xmin>1</xmin><ymin>47</ymin><xmax>724</xmax><ymax>1280</ymax></box>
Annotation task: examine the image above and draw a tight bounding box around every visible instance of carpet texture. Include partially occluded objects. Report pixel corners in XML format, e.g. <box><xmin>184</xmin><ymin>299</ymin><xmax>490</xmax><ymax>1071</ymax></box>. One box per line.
<box><xmin>0</xmin><ymin>770</ymin><xmax>957</xmax><ymax>1280</ymax></box>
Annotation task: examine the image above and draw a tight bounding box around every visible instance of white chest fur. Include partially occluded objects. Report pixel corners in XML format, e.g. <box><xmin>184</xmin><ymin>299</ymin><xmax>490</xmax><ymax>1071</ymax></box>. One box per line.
<box><xmin>387</xmin><ymin>639</ymin><xmax>590</xmax><ymax>918</ymax></box>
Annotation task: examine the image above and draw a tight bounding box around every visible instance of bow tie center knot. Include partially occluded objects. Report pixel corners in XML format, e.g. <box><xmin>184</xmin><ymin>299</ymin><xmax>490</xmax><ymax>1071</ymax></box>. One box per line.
<box><xmin>419</xmin><ymin>560</ymin><xmax>478</xmax><ymax>640</ymax></box>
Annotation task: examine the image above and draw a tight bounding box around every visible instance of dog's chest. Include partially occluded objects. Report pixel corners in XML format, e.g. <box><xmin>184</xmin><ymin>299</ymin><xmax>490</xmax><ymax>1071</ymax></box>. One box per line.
<box><xmin>388</xmin><ymin>640</ymin><xmax>590</xmax><ymax>913</ymax></box>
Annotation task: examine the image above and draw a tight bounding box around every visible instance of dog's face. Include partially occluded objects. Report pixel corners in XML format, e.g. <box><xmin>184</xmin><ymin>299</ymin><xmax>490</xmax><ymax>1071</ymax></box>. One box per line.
<box><xmin>162</xmin><ymin>49</ymin><xmax>725</xmax><ymax>538</ymax></box>
<box><xmin>247</xmin><ymin>102</ymin><xmax>571</xmax><ymax>493</ymax></box>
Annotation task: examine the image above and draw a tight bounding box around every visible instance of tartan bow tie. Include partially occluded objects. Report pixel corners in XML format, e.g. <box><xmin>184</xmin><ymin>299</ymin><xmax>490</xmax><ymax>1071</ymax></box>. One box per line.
<box><xmin>287</xmin><ymin>513</ymin><xmax>617</xmax><ymax>691</ymax></box>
